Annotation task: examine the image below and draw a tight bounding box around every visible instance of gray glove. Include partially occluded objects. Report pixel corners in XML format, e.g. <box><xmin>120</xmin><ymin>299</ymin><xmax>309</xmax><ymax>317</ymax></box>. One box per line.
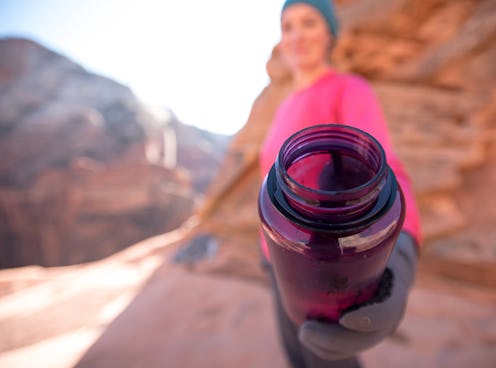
<box><xmin>299</xmin><ymin>232</ymin><xmax>418</xmax><ymax>361</ymax></box>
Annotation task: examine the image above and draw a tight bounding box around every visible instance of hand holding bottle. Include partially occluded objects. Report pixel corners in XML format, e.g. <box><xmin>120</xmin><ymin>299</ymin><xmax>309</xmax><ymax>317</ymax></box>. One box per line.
<box><xmin>298</xmin><ymin>232</ymin><xmax>418</xmax><ymax>360</ymax></box>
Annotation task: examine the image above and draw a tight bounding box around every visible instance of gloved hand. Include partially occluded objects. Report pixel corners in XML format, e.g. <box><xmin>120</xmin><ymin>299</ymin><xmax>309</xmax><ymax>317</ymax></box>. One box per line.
<box><xmin>299</xmin><ymin>232</ymin><xmax>418</xmax><ymax>361</ymax></box>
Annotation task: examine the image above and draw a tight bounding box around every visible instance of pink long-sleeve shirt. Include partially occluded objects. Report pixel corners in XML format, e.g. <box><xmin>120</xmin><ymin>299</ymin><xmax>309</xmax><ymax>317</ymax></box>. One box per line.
<box><xmin>260</xmin><ymin>69</ymin><xmax>421</xmax><ymax>259</ymax></box>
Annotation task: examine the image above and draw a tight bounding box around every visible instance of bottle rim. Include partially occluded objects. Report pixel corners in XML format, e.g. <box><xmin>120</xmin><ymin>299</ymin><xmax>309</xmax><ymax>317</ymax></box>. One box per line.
<box><xmin>267</xmin><ymin>123</ymin><xmax>399</xmax><ymax>233</ymax></box>
<box><xmin>276</xmin><ymin>123</ymin><xmax>387</xmax><ymax>198</ymax></box>
<box><xmin>267</xmin><ymin>165</ymin><xmax>398</xmax><ymax>234</ymax></box>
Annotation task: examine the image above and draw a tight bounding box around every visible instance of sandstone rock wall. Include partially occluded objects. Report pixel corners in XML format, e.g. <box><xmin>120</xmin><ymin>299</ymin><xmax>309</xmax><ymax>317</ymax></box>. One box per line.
<box><xmin>0</xmin><ymin>38</ymin><xmax>228</xmax><ymax>268</ymax></box>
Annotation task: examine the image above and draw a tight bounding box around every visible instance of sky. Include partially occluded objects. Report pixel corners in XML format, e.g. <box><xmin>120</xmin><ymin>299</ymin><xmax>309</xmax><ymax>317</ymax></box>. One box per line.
<box><xmin>0</xmin><ymin>0</ymin><xmax>283</xmax><ymax>135</ymax></box>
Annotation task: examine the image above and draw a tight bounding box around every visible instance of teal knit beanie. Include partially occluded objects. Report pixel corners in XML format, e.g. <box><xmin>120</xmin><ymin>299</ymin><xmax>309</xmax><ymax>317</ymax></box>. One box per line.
<box><xmin>281</xmin><ymin>0</ymin><xmax>339</xmax><ymax>37</ymax></box>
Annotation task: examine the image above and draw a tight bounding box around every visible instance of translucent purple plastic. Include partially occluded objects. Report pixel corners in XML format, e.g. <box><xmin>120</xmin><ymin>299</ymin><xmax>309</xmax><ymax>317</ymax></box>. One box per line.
<box><xmin>258</xmin><ymin>124</ymin><xmax>405</xmax><ymax>325</ymax></box>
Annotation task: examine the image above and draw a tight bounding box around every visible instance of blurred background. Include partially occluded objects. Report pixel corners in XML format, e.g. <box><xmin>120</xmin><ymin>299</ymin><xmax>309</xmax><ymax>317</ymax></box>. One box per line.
<box><xmin>0</xmin><ymin>0</ymin><xmax>495</xmax><ymax>367</ymax></box>
<box><xmin>0</xmin><ymin>0</ymin><xmax>282</xmax><ymax>136</ymax></box>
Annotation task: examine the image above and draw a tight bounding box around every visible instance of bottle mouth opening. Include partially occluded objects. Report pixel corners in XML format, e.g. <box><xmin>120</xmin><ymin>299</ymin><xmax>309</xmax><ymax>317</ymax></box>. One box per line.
<box><xmin>267</xmin><ymin>165</ymin><xmax>398</xmax><ymax>234</ymax></box>
<box><xmin>276</xmin><ymin>124</ymin><xmax>387</xmax><ymax>200</ymax></box>
<box><xmin>269</xmin><ymin>124</ymin><xmax>396</xmax><ymax>231</ymax></box>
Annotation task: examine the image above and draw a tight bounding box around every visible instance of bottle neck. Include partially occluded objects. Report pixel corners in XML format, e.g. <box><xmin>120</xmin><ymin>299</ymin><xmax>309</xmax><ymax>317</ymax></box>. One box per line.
<box><xmin>270</xmin><ymin>124</ymin><xmax>395</xmax><ymax>232</ymax></box>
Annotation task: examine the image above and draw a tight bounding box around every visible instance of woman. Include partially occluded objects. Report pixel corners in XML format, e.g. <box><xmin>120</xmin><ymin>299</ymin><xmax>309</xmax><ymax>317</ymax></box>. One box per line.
<box><xmin>259</xmin><ymin>1</ymin><xmax>421</xmax><ymax>367</ymax></box>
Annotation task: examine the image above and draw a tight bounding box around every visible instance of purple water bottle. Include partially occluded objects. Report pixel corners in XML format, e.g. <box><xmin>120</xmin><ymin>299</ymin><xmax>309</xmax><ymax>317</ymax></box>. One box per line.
<box><xmin>258</xmin><ymin>124</ymin><xmax>405</xmax><ymax>325</ymax></box>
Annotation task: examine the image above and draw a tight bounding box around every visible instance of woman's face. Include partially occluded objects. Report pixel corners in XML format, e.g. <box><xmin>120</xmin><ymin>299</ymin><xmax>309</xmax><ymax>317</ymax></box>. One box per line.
<box><xmin>280</xmin><ymin>4</ymin><xmax>332</xmax><ymax>73</ymax></box>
